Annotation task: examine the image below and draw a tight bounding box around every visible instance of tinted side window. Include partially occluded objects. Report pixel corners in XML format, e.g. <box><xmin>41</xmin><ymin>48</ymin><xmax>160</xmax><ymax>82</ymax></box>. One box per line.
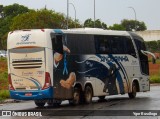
<box><xmin>124</xmin><ymin>37</ymin><xmax>136</xmax><ymax>55</ymax></box>
<box><xmin>109</xmin><ymin>36</ymin><xmax>125</xmax><ymax>54</ymax></box>
<box><xmin>66</xmin><ymin>34</ymin><xmax>95</xmax><ymax>54</ymax></box>
<box><xmin>134</xmin><ymin>38</ymin><xmax>146</xmax><ymax>51</ymax></box>
<box><xmin>95</xmin><ymin>35</ymin><xmax>135</xmax><ymax>54</ymax></box>
<box><xmin>95</xmin><ymin>35</ymin><xmax>110</xmax><ymax>54</ymax></box>
<box><xmin>51</xmin><ymin>34</ymin><xmax>63</xmax><ymax>54</ymax></box>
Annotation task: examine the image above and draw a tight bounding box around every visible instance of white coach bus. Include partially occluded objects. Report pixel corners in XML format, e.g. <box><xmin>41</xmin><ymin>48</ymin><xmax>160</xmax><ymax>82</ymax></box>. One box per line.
<box><xmin>7</xmin><ymin>28</ymin><xmax>155</xmax><ymax>107</ymax></box>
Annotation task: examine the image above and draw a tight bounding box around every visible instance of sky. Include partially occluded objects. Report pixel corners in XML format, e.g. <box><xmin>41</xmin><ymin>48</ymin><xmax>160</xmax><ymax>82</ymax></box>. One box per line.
<box><xmin>0</xmin><ymin>0</ymin><xmax>160</xmax><ymax>30</ymax></box>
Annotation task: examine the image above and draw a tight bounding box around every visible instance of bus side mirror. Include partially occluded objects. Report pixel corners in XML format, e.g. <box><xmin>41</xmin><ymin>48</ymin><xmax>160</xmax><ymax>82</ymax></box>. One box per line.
<box><xmin>152</xmin><ymin>57</ymin><xmax>156</xmax><ymax>64</ymax></box>
<box><xmin>141</xmin><ymin>50</ymin><xmax>156</xmax><ymax>64</ymax></box>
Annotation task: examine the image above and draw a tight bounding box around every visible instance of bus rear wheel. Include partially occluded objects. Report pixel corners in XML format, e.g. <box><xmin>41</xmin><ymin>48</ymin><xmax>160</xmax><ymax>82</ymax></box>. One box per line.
<box><xmin>84</xmin><ymin>85</ymin><xmax>93</xmax><ymax>104</ymax></box>
<box><xmin>34</xmin><ymin>100</ymin><xmax>46</xmax><ymax>107</ymax></box>
<box><xmin>69</xmin><ymin>87</ymin><xmax>80</xmax><ymax>105</ymax></box>
<box><xmin>128</xmin><ymin>82</ymin><xmax>137</xmax><ymax>99</ymax></box>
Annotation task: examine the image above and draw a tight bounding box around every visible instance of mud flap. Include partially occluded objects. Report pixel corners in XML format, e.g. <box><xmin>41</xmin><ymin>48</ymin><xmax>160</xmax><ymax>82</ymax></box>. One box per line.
<box><xmin>54</xmin><ymin>85</ymin><xmax>73</xmax><ymax>100</ymax></box>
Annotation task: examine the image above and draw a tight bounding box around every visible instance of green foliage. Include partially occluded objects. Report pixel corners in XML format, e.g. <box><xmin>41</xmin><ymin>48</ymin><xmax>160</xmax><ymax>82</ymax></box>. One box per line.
<box><xmin>109</xmin><ymin>24</ymin><xmax>125</xmax><ymax>31</ymax></box>
<box><xmin>84</xmin><ymin>18</ymin><xmax>93</xmax><ymax>27</ymax></box>
<box><xmin>121</xmin><ymin>19</ymin><xmax>147</xmax><ymax>31</ymax></box>
<box><xmin>84</xmin><ymin>18</ymin><xmax>107</xmax><ymax>29</ymax></box>
<box><xmin>0</xmin><ymin>68</ymin><xmax>7</xmax><ymax>76</ymax></box>
<box><xmin>10</xmin><ymin>9</ymin><xmax>80</xmax><ymax>30</ymax></box>
<box><xmin>0</xmin><ymin>70</ymin><xmax>8</xmax><ymax>81</ymax></box>
<box><xmin>0</xmin><ymin>58</ymin><xmax>9</xmax><ymax>100</ymax></box>
<box><xmin>11</xmin><ymin>9</ymin><xmax>63</xmax><ymax>30</ymax></box>
<box><xmin>0</xmin><ymin>58</ymin><xmax>8</xmax><ymax>91</ymax></box>
<box><xmin>0</xmin><ymin>4</ymin><xmax>29</xmax><ymax>50</ymax></box>
<box><xmin>3</xmin><ymin>3</ymin><xmax>29</xmax><ymax>17</ymax></box>
<box><xmin>0</xmin><ymin>4</ymin><xmax>81</xmax><ymax>49</ymax></box>
<box><xmin>0</xmin><ymin>90</ymin><xmax>10</xmax><ymax>101</ymax></box>
<box><xmin>0</xmin><ymin>5</ymin><xmax>3</xmax><ymax>17</ymax></box>
<box><xmin>145</xmin><ymin>41</ymin><xmax>159</xmax><ymax>52</ymax></box>
<box><xmin>0</xmin><ymin>57</ymin><xmax>7</xmax><ymax>61</ymax></box>
<box><xmin>150</xmin><ymin>59</ymin><xmax>160</xmax><ymax>84</ymax></box>
<box><xmin>150</xmin><ymin>74</ymin><xmax>160</xmax><ymax>83</ymax></box>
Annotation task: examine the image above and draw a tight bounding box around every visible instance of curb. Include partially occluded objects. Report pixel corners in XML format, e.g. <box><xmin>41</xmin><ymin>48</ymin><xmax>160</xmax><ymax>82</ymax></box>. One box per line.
<box><xmin>0</xmin><ymin>99</ymin><xmax>22</xmax><ymax>105</ymax></box>
<box><xmin>4</xmin><ymin>99</ymin><xmax>21</xmax><ymax>103</ymax></box>
<box><xmin>150</xmin><ymin>83</ymin><xmax>160</xmax><ymax>86</ymax></box>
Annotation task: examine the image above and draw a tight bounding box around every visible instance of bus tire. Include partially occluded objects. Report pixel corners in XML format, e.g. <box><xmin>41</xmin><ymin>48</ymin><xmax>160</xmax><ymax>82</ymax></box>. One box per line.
<box><xmin>98</xmin><ymin>96</ymin><xmax>105</xmax><ymax>100</ymax></box>
<box><xmin>128</xmin><ymin>82</ymin><xmax>137</xmax><ymax>99</ymax></box>
<box><xmin>69</xmin><ymin>87</ymin><xmax>80</xmax><ymax>105</ymax></box>
<box><xmin>34</xmin><ymin>100</ymin><xmax>46</xmax><ymax>107</ymax></box>
<box><xmin>84</xmin><ymin>85</ymin><xmax>93</xmax><ymax>104</ymax></box>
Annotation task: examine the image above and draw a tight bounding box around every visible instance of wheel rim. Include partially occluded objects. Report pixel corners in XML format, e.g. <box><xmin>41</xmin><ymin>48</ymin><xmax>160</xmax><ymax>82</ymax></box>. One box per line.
<box><xmin>85</xmin><ymin>87</ymin><xmax>92</xmax><ymax>102</ymax></box>
<box><xmin>132</xmin><ymin>84</ymin><xmax>136</xmax><ymax>96</ymax></box>
<box><xmin>86</xmin><ymin>90</ymin><xmax>91</xmax><ymax>101</ymax></box>
<box><xmin>74</xmin><ymin>91</ymin><xmax>79</xmax><ymax>104</ymax></box>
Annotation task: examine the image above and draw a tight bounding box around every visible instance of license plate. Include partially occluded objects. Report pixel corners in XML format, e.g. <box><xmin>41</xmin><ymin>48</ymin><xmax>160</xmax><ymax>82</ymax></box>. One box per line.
<box><xmin>25</xmin><ymin>93</ymin><xmax>32</xmax><ymax>96</ymax></box>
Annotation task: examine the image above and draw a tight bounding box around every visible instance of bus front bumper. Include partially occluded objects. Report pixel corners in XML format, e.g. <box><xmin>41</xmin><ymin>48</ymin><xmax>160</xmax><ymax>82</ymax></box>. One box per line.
<box><xmin>9</xmin><ymin>87</ymin><xmax>53</xmax><ymax>100</ymax></box>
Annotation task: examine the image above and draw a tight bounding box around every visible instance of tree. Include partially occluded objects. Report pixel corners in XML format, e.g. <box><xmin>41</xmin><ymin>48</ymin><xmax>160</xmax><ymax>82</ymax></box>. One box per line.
<box><xmin>0</xmin><ymin>4</ymin><xmax>29</xmax><ymax>49</ymax></box>
<box><xmin>84</xmin><ymin>18</ymin><xmax>94</xmax><ymax>28</ymax></box>
<box><xmin>0</xmin><ymin>5</ymin><xmax>4</xmax><ymax>18</ymax></box>
<box><xmin>10</xmin><ymin>9</ymin><xmax>81</xmax><ymax>30</ymax></box>
<box><xmin>3</xmin><ymin>3</ymin><xmax>29</xmax><ymax>17</ymax></box>
<box><xmin>0</xmin><ymin>4</ymin><xmax>81</xmax><ymax>49</ymax></box>
<box><xmin>121</xmin><ymin>19</ymin><xmax>147</xmax><ymax>31</ymax></box>
<box><xmin>84</xmin><ymin>18</ymin><xmax>107</xmax><ymax>29</ymax></box>
<box><xmin>108</xmin><ymin>24</ymin><xmax>125</xmax><ymax>31</ymax></box>
<box><xmin>157</xmin><ymin>40</ymin><xmax>160</xmax><ymax>51</ymax></box>
<box><xmin>145</xmin><ymin>41</ymin><xmax>158</xmax><ymax>52</ymax></box>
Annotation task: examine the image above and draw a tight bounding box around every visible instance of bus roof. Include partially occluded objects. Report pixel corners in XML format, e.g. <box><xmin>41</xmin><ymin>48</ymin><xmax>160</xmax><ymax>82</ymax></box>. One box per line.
<box><xmin>7</xmin><ymin>28</ymin><xmax>143</xmax><ymax>49</ymax></box>
<box><xmin>62</xmin><ymin>28</ymin><xmax>130</xmax><ymax>36</ymax></box>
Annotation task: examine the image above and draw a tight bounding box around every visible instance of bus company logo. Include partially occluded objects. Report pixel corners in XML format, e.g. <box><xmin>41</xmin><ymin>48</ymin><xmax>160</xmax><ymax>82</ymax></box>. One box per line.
<box><xmin>16</xmin><ymin>34</ymin><xmax>35</xmax><ymax>45</ymax></box>
<box><xmin>21</xmin><ymin>34</ymin><xmax>31</xmax><ymax>42</ymax></box>
<box><xmin>100</xmin><ymin>55</ymin><xmax>129</xmax><ymax>63</ymax></box>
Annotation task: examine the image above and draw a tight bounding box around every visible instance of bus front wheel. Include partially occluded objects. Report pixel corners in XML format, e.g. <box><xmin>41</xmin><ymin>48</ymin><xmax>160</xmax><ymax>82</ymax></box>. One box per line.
<box><xmin>84</xmin><ymin>85</ymin><xmax>93</xmax><ymax>104</ymax></box>
<box><xmin>128</xmin><ymin>82</ymin><xmax>137</xmax><ymax>99</ymax></box>
<box><xmin>34</xmin><ymin>100</ymin><xmax>46</xmax><ymax>107</ymax></box>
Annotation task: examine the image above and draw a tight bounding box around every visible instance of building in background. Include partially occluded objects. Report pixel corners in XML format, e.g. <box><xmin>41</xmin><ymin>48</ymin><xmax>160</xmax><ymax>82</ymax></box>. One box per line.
<box><xmin>136</xmin><ymin>30</ymin><xmax>160</xmax><ymax>41</ymax></box>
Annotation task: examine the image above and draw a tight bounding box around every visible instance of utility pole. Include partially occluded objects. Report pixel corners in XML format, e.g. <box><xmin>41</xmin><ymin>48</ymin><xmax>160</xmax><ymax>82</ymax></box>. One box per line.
<box><xmin>128</xmin><ymin>7</ymin><xmax>137</xmax><ymax>31</ymax></box>
<box><xmin>69</xmin><ymin>3</ymin><xmax>76</xmax><ymax>28</ymax></box>
<box><xmin>67</xmin><ymin>0</ymin><xmax>69</xmax><ymax>29</ymax></box>
<box><xmin>94</xmin><ymin>0</ymin><xmax>96</xmax><ymax>28</ymax></box>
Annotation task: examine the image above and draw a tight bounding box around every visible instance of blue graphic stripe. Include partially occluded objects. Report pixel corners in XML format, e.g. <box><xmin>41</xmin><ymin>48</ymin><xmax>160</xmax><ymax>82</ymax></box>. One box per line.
<box><xmin>75</xmin><ymin>57</ymin><xmax>99</xmax><ymax>63</ymax></box>
<box><xmin>11</xmin><ymin>74</ymin><xmax>41</xmax><ymax>90</ymax></box>
<box><xmin>30</xmin><ymin>77</ymin><xmax>41</xmax><ymax>90</ymax></box>
<box><xmin>107</xmin><ymin>62</ymin><xmax>124</xmax><ymax>94</ymax></box>
<box><xmin>118</xmin><ymin>62</ymin><xmax>129</xmax><ymax>84</ymax></box>
<box><xmin>96</xmin><ymin>54</ymin><xmax>125</xmax><ymax>93</ymax></box>
<box><xmin>63</xmin><ymin>52</ymin><xmax>68</xmax><ymax>75</ymax></box>
<box><xmin>108</xmin><ymin>54</ymin><xmax>126</xmax><ymax>77</ymax></box>
<box><xmin>53</xmin><ymin>29</ymin><xmax>63</xmax><ymax>34</ymax></box>
<box><xmin>108</xmin><ymin>54</ymin><xmax>129</xmax><ymax>90</ymax></box>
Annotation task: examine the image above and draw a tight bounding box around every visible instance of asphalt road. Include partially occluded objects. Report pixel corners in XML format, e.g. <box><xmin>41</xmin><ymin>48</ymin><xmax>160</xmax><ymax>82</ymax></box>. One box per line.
<box><xmin>1</xmin><ymin>85</ymin><xmax>160</xmax><ymax>119</ymax></box>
